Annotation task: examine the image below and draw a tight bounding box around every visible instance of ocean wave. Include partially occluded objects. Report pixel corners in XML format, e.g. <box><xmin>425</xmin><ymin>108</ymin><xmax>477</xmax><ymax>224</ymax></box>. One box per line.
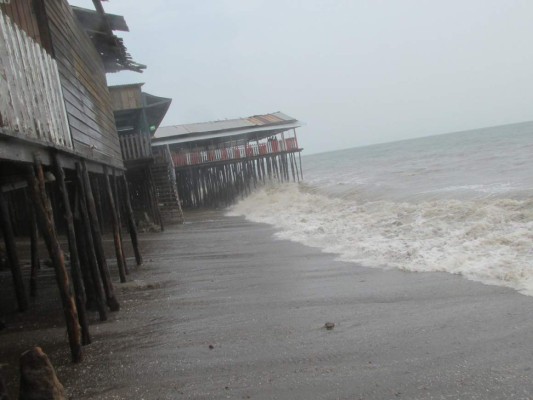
<box><xmin>227</xmin><ymin>183</ymin><xmax>533</xmax><ymax>295</ymax></box>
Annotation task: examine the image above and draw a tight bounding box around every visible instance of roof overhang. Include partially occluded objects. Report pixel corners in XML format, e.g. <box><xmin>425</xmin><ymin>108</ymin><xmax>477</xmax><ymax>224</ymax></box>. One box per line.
<box><xmin>152</xmin><ymin>121</ymin><xmax>300</xmax><ymax>147</ymax></box>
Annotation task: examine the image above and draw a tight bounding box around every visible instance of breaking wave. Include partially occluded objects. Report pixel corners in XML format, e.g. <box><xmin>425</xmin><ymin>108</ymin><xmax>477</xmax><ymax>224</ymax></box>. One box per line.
<box><xmin>228</xmin><ymin>183</ymin><xmax>533</xmax><ymax>295</ymax></box>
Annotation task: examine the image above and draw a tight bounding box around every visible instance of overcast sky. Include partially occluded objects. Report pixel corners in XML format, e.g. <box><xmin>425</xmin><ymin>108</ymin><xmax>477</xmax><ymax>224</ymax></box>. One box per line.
<box><xmin>71</xmin><ymin>0</ymin><xmax>533</xmax><ymax>154</ymax></box>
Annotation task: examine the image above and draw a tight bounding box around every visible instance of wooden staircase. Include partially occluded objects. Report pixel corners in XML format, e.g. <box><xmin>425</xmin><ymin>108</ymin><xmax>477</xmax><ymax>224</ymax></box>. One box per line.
<box><xmin>151</xmin><ymin>146</ymin><xmax>184</xmax><ymax>224</ymax></box>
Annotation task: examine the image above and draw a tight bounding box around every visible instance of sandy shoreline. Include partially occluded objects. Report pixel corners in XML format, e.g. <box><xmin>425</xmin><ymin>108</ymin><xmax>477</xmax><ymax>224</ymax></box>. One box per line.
<box><xmin>1</xmin><ymin>210</ymin><xmax>533</xmax><ymax>399</ymax></box>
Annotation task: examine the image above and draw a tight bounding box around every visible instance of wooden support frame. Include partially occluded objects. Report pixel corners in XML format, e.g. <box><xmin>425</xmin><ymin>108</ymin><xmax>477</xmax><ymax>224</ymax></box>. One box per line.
<box><xmin>103</xmin><ymin>166</ymin><xmax>127</xmax><ymax>283</ymax></box>
<box><xmin>122</xmin><ymin>175</ymin><xmax>142</xmax><ymax>266</ymax></box>
<box><xmin>113</xmin><ymin>168</ymin><xmax>128</xmax><ymax>275</ymax></box>
<box><xmin>27</xmin><ymin>196</ymin><xmax>40</xmax><ymax>298</ymax></box>
<box><xmin>0</xmin><ymin>189</ymin><xmax>28</xmax><ymax>312</ymax></box>
<box><xmin>75</xmin><ymin>163</ymin><xmax>108</xmax><ymax>321</ymax></box>
<box><xmin>80</xmin><ymin>161</ymin><xmax>120</xmax><ymax>312</ymax></box>
<box><xmin>26</xmin><ymin>157</ymin><xmax>82</xmax><ymax>363</ymax></box>
<box><xmin>55</xmin><ymin>154</ymin><xmax>91</xmax><ymax>345</ymax></box>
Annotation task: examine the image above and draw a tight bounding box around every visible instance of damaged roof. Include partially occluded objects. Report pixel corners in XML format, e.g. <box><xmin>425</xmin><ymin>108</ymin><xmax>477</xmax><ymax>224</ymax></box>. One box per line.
<box><xmin>72</xmin><ymin>4</ymin><xmax>146</xmax><ymax>73</ymax></box>
<box><xmin>153</xmin><ymin>112</ymin><xmax>301</xmax><ymax>147</ymax></box>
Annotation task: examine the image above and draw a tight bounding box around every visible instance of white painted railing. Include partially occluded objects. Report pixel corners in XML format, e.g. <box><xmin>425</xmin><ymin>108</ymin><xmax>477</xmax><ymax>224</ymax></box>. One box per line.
<box><xmin>0</xmin><ymin>11</ymin><xmax>72</xmax><ymax>149</ymax></box>
<box><xmin>171</xmin><ymin>137</ymin><xmax>300</xmax><ymax>167</ymax></box>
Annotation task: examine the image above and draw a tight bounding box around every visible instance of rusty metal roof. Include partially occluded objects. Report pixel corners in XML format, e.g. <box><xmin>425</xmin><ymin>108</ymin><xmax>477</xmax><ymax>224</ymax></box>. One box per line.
<box><xmin>154</xmin><ymin>112</ymin><xmax>299</xmax><ymax>141</ymax></box>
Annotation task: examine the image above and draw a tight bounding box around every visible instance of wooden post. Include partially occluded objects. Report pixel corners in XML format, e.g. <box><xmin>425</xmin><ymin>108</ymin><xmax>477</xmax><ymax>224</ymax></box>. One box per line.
<box><xmin>148</xmin><ymin>168</ymin><xmax>164</xmax><ymax>231</ymax></box>
<box><xmin>26</xmin><ymin>159</ymin><xmax>82</xmax><ymax>363</ymax></box>
<box><xmin>121</xmin><ymin>175</ymin><xmax>142</xmax><ymax>266</ymax></box>
<box><xmin>80</xmin><ymin>162</ymin><xmax>120</xmax><ymax>312</ymax></box>
<box><xmin>0</xmin><ymin>190</ymin><xmax>28</xmax><ymax>312</ymax></box>
<box><xmin>298</xmin><ymin>151</ymin><xmax>304</xmax><ymax>181</ymax></box>
<box><xmin>92</xmin><ymin>176</ymin><xmax>105</xmax><ymax>232</ymax></box>
<box><xmin>75</xmin><ymin>164</ymin><xmax>107</xmax><ymax>321</ymax></box>
<box><xmin>54</xmin><ymin>155</ymin><xmax>91</xmax><ymax>345</ymax></box>
<box><xmin>103</xmin><ymin>166</ymin><xmax>127</xmax><ymax>283</ymax></box>
<box><xmin>112</xmin><ymin>168</ymin><xmax>128</xmax><ymax>274</ymax></box>
<box><xmin>28</xmin><ymin>199</ymin><xmax>40</xmax><ymax>298</ymax></box>
<box><xmin>73</xmin><ymin>209</ymin><xmax>97</xmax><ymax>310</ymax></box>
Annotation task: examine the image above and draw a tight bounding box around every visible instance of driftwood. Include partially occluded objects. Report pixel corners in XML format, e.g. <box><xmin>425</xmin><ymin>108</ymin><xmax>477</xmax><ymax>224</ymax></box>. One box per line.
<box><xmin>19</xmin><ymin>347</ymin><xmax>66</xmax><ymax>400</ymax></box>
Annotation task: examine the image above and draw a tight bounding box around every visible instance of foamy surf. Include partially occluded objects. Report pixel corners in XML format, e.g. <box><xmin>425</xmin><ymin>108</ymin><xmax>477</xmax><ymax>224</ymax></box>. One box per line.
<box><xmin>228</xmin><ymin>183</ymin><xmax>533</xmax><ymax>296</ymax></box>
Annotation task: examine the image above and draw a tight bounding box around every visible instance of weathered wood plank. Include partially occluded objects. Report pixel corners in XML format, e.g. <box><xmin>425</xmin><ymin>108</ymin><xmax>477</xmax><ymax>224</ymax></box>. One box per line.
<box><xmin>0</xmin><ymin>10</ymin><xmax>72</xmax><ymax>150</ymax></box>
<box><xmin>42</xmin><ymin>0</ymin><xmax>123</xmax><ymax>166</ymax></box>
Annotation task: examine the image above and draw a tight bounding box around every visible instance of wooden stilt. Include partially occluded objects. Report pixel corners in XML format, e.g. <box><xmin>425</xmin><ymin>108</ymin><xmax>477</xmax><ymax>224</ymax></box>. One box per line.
<box><xmin>28</xmin><ymin>199</ymin><xmax>40</xmax><ymax>298</ymax></box>
<box><xmin>147</xmin><ymin>167</ymin><xmax>164</xmax><ymax>231</ymax></box>
<box><xmin>298</xmin><ymin>151</ymin><xmax>304</xmax><ymax>180</ymax></box>
<box><xmin>113</xmin><ymin>168</ymin><xmax>128</xmax><ymax>274</ymax></box>
<box><xmin>121</xmin><ymin>175</ymin><xmax>142</xmax><ymax>266</ymax></box>
<box><xmin>75</xmin><ymin>164</ymin><xmax>107</xmax><ymax>321</ymax></box>
<box><xmin>81</xmin><ymin>162</ymin><xmax>120</xmax><ymax>312</ymax></box>
<box><xmin>103</xmin><ymin>166</ymin><xmax>127</xmax><ymax>283</ymax></box>
<box><xmin>54</xmin><ymin>155</ymin><xmax>91</xmax><ymax>345</ymax></box>
<box><xmin>0</xmin><ymin>190</ymin><xmax>28</xmax><ymax>312</ymax></box>
<box><xmin>92</xmin><ymin>176</ymin><xmax>105</xmax><ymax>232</ymax></box>
<box><xmin>26</xmin><ymin>159</ymin><xmax>82</xmax><ymax>363</ymax></box>
<box><xmin>73</xmin><ymin>207</ymin><xmax>97</xmax><ymax>311</ymax></box>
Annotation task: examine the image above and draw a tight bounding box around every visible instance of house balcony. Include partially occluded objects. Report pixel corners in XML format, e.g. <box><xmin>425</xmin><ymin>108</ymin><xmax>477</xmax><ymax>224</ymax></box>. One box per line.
<box><xmin>171</xmin><ymin>137</ymin><xmax>301</xmax><ymax>168</ymax></box>
<box><xmin>119</xmin><ymin>133</ymin><xmax>152</xmax><ymax>162</ymax></box>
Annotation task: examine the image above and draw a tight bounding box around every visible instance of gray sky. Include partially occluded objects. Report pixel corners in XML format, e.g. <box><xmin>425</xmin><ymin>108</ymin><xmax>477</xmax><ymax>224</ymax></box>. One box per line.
<box><xmin>72</xmin><ymin>0</ymin><xmax>533</xmax><ymax>154</ymax></box>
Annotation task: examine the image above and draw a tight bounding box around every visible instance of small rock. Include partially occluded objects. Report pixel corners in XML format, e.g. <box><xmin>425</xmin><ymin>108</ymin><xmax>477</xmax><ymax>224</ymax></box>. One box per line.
<box><xmin>325</xmin><ymin>322</ymin><xmax>335</xmax><ymax>330</ymax></box>
<box><xmin>209</xmin><ymin>345</ymin><xmax>214</xmax><ymax>350</ymax></box>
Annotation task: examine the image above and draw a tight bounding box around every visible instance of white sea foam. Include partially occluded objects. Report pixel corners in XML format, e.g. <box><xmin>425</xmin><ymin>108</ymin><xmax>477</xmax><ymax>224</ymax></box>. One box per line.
<box><xmin>228</xmin><ymin>184</ymin><xmax>533</xmax><ymax>295</ymax></box>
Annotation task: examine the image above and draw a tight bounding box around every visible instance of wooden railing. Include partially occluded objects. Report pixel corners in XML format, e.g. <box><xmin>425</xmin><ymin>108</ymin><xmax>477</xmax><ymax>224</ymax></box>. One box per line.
<box><xmin>0</xmin><ymin>11</ymin><xmax>72</xmax><ymax>149</ymax></box>
<box><xmin>171</xmin><ymin>137</ymin><xmax>299</xmax><ymax>167</ymax></box>
<box><xmin>119</xmin><ymin>133</ymin><xmax>152</xmax><ymax>161</ymax></box>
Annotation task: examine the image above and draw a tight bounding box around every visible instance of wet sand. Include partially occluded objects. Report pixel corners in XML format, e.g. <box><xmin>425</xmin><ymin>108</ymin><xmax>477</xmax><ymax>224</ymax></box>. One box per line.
<box><xmin>2</xmin><ymin>210</ymin><xmax>533</xmax><ymax>399</ymax></box>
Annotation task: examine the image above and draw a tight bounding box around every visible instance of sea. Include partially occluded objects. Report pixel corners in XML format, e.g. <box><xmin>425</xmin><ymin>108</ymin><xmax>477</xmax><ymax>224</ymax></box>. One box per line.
<box><xmin>228</xmin><ymin>121</ymin><xmax>533</xmax><ymax>295</ymax></box>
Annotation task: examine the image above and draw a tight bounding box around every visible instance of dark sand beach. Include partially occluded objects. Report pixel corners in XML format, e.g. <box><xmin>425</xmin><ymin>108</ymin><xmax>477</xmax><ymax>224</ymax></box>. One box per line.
<box><xmin>2</xmin><ymin>210</ymin><xmax>533</xmax><ymax>399</ymax></box>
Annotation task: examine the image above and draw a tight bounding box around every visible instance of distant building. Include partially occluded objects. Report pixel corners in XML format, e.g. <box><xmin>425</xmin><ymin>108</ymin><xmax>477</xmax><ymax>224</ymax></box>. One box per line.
<box><xmin>153</xmin><ymin>113</ymin><xmax>303</xmax><ymax>208</ymax></box>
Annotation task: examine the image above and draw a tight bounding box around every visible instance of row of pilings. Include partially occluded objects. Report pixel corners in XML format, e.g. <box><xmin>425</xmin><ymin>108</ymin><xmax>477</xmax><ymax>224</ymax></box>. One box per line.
<box><xmin>0</xmin><ymin>153</ymin><xmax>143</xmax><ymax>363</ymax></box>
<box><xmin>175</xmin><ymin>151</ymin><xmax>303</xmax><ymax>208</ymax></box>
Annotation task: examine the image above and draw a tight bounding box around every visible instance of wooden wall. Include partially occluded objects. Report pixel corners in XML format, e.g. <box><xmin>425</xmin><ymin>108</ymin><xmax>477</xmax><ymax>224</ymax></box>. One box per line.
<box><xmin>0</xmin><ymin>1</ymin><xmax>42</xmax><ymax>45</ymax></box>
<box><xmin>1</xmin><ymin>0</ymin><xmax>125</xmax><ymax>169</ymax></box>
<box><xmin>44</xmin><ymin>0</ymin><xmax>123</xmax><ymax>168</ymax></box>
<box><xmin>109</xmin><ymin>85</ymin><xmax>143</xmax><ymax>112</ymax></box>
<box><xmin>0</xmin><ymin>11</ymin><xmax>72</xmax><ymax>150</ymax></box>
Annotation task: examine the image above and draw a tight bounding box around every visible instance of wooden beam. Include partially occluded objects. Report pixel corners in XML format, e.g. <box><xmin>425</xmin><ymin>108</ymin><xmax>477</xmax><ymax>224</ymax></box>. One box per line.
<box><xmin>28</xmin><ymin>198</ymin><xmax>40</xmax><ymax>298</ymax></box>
<box><xmin>80</xmin><ymin>161</ymin><xmax>120</xmax><ymax>312</ymax></box>
<box><xmin>103</xmin><ymin>166</ymin><xmax>127</xmax><ymax>283</ymax></box>
<box><xmin>121</xmin><ymin>175</ymin><xmax>142</xmax><ymax>266</ymax></box>
<box><xmin>75</xmin><ymin>163</ymin><xmax>107</xmax><ymax>321</ymax></box>
<box><xmin>54</xmin><ymin>154</ymin><xmax>91</xmax><ymax>345</ymax></box>
<box><xmin>26</xmin><ymin>158</ymin><xmax>82</xmax><ymax>363</ymax></box>
<box><xmin>0</xmin><ymin>190</ymin><xmax>28</xmax><ymax>312</ymax></box>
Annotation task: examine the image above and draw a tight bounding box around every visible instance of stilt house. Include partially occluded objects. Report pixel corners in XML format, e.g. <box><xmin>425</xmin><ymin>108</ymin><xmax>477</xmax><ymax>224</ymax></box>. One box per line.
<box><xmin>0</xmin><ymin>0</ymin><xmax>143</xmax><ymax>362</ymax></box>
<box><xmin>108</xmin><ymin>83</ymin><xmax>183</xmax><ymax>227</ymax></box>
<box><xmin>152</xmin><ymin>113</ymin><xmax>303</xmax><ymax>208</ymax></box>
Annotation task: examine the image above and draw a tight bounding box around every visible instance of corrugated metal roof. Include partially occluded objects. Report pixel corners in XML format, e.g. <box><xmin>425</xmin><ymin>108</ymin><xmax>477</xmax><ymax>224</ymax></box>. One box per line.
<box><xmin>154</xmin><ymin>112</ymin><xmax>298</xmax><ymax>140</ymax></box>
